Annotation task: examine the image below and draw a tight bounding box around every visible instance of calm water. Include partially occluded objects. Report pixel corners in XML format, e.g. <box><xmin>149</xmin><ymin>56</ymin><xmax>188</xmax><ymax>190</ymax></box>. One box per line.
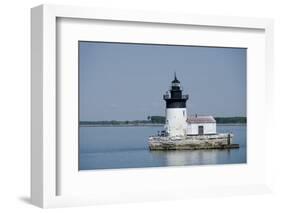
<box><xmin>79</xmin><ymin>125</ymin><xmax>246</xmax><ymax>170</ymax></box>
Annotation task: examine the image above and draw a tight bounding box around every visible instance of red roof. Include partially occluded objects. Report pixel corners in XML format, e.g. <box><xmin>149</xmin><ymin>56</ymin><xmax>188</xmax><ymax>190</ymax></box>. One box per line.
<box><xmin>186</xmin><ymin>116</ymin><xmax>216</xmax><ymax>124</ymax></box>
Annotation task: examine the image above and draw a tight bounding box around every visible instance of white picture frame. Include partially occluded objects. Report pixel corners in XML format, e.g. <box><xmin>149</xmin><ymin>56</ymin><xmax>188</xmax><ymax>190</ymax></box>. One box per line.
<box><xmin>31</xmin><ymin>4</ymin><xmax>274</xmax><ymax>208</ymax></box>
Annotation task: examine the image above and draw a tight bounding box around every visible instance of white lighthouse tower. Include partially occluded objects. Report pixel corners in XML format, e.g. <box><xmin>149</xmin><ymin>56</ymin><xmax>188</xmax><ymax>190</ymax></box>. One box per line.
<box><xmin>163</xmin><ymin>74</ymin><xmax>189</xmax><ymax>137</ymax></box>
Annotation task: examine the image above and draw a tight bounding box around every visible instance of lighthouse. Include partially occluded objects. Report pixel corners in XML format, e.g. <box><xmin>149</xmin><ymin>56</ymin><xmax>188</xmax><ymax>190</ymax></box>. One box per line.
<box><xmin>149</xmin><ymin>74</ymin><xmax>238</xmax><ymax>150</ymax></box>
<box><xmin>163</xmin><ymin>74</ymin><xmax>189</xmax><ymax>137</ymax></box>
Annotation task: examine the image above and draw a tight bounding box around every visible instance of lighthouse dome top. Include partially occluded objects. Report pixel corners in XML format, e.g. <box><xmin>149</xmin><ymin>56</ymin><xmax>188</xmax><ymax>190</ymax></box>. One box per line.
<box><xmin>172</xmin><ymin>73</ymin><xmax>180</xmax><ymax>84</ymax></box>
<box><xmin>171</xmin><ymin>73</ymin><xmax>181</xmax><ymax>88</ymax></box>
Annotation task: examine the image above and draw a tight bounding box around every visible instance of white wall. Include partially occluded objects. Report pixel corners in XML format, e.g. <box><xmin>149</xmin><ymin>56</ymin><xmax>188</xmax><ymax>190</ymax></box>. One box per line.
<box><xmin>187</xmin><ymin>123</ymin><xmax>216</xmax><ymax>135</ymax></box>
<box><xmin>0</xmin><ymin>0</ymin><xmax>281</xmax><ymax>212</ymax></box>
<box><xmin>165</xmin><ymin>108</ymin><xmax>187</xmax><ymax>136</ymax></box>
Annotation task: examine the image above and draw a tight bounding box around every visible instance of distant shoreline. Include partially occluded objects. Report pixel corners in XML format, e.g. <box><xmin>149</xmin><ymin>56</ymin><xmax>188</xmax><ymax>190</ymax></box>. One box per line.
<box><xmin>80</xmin><ymin>122</ymin><xmax>246</xmax><ymax>128</ymax></box>
<box><xmin>80</xmin><ymin>123</ymin><xmax>163</xmax><ymax>127</ymax></box>
<box><xmin>80</xmin><ymin>116</ymin><xmax>246</xmax><ymax>127</ymax></box>
<box><xmin>80</xmin><ymin>123</ymin><xmax>246</xmax><ymax>127</ymax></box>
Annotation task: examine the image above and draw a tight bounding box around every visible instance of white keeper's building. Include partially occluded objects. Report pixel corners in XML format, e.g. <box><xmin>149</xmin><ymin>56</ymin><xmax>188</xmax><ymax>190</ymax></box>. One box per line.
<box><xmin>186</xmin><ymin>115</ymin><xmax>216</xmax><ymax>135</ymax></box>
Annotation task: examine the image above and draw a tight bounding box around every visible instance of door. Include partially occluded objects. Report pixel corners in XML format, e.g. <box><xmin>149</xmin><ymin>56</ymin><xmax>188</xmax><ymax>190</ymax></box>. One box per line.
<box><xmin>198</xmin><ymin>126</ymin><xmax>204</xmax><ymax>135</ymax></box>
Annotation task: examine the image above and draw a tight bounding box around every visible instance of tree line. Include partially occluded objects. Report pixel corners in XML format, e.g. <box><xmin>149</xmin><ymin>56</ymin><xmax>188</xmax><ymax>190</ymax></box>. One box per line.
<box><xmin>146</xmin><ymin>116</ymin><xmax>246</xmax><ymax>124</ymax></box>
<box><xmin>80</xmin><ymin>116</ymin><xmax>246</xmax><ymax>126</ymax></box>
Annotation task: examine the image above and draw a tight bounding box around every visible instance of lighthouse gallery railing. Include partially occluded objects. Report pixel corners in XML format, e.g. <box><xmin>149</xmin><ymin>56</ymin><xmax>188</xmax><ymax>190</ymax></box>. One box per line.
<box><xmin>163</xmin><ymin>94</ymin><xmax>189</xmax><ymax>100</ymax></box>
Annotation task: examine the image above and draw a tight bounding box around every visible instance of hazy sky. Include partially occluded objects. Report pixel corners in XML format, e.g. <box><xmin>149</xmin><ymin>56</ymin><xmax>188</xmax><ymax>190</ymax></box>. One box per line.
<box><xmin>79</xmin><ymin>42</ymin><xmax>246</xmax><ymax>121</ymax></box>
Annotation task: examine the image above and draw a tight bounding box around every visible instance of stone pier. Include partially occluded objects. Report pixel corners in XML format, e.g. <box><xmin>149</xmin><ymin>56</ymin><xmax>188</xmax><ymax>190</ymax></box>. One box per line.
<box><xmin>148</xmin><ymin>133</ymin><xmax>239</xmax><ymax>150</ymax></box>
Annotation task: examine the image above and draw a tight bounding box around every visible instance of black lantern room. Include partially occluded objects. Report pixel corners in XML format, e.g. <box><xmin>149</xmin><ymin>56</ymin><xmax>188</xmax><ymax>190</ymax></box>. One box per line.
<box><xmin>163</xmin><ymin>73</ymin><xmax>189</xmax><ymax>108</ymax></box>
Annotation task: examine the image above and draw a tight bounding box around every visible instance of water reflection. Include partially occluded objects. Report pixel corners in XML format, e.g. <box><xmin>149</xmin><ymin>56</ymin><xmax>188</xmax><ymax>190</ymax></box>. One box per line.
<box><xmin>79</xmin><ymin>125</ymin><xmax>246</xmax><ymax>170</ymax></box>
<box><xmin>151</xmin><ymin>149</ymin><xmax>236</xmax><ymax>167</ymax></box>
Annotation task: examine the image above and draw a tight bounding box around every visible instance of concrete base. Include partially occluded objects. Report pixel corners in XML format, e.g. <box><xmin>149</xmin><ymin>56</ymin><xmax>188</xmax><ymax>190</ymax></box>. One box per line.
<box><xmin>148</xmin><ymin>133</ymin><xmax>239</xmax><ymax>150</ymax></box>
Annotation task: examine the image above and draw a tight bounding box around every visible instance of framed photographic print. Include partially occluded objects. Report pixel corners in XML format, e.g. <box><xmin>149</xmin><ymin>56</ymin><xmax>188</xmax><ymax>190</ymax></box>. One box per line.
<box><xmin>31</xmin><ymin>4</ymin><xmax>274</xmax><ymax>208</ymax></box>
